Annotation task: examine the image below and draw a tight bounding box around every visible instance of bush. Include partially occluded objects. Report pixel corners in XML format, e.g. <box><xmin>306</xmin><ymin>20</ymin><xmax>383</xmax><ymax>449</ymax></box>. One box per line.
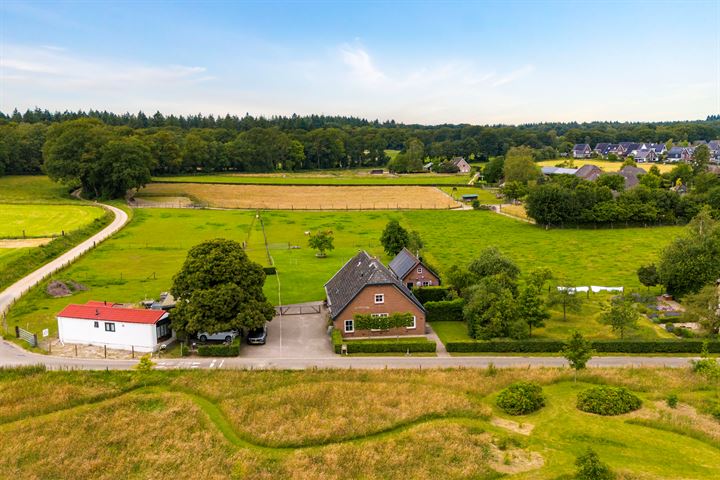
<box><xmin>575</xmin><ymin>448</ymin><xmax>614</xmax><ymax>480</ymax></box>
<box><xmin>263</xmin><ymin>266</ymin><xmax>277</xmax><ymax>275</ymax></box>
<box><xmin>445</xmin><ymin>340</ymin><xmax>720</xmax><ymax>354</ymax></box>
<box><xmin>425</xmin><ymin>298</ymin><xmax>465</xmax><ymax>322</ymax></box>
<box><xmin>666</xmin><ymin>393</ymin><xmax>678</xmax><ymax>409</ymax></box>
<box><xmin>331</xmin><ymin>329</ymin><xmax>436</xmax><ymax>354</ymax></box>
<box><xmin>577</xmin><ymin>386</ymin><xmax>642</xmax><ymax>416</ymax></box>
<box><xmin>197</xmin><ymin>338</ymin><xmax>241</xmax><ymax>357</ymax></box>
<box><xmin>413</xmin><ymin>286</ymin><xmax>453</xmax><ymax>303</ymax></box>
<box><xmin>496</xmin><ymin>382</ymin><xmax>545</xmax><ymax>415</ymax></box>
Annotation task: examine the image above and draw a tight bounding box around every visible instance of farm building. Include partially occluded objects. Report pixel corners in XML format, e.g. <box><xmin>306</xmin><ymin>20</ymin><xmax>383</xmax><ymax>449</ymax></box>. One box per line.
<box><xmin>57</xmin><ymin>301</ymin><xmax>173</xmax><ymax>352</ymax></box>
<box><xmin>461</xmin><ymin>193</ymin><xmax>479</xmax><ymax>202</ymax></box>
<box><xmin>388</xmin><ymin>247</ymin><xmax>441</xmax><ymax>289</ymax></box>
<box><xmin>325</xmin><ymin>251</ymin><xmax>426</xmax><ymax>338</ymax></box>
<box><xmin>449</xmin><ymin>157</ymin><xmax>472</xmax><ymax>173</ymax></box>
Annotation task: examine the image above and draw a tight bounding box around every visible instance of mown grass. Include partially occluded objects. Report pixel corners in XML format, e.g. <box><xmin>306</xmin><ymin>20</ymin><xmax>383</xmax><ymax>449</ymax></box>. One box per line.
<box><xmin>0</xmin><ymin>204</ymin><xmax>105</xmax><ymax>238</ymax></box>
<box><xmin>5</xmin><ymin>208</ymin><xmax>682</xmax><ymax>340</ymax></box>
<box><xmin>0</xmin><ymin>175</ymin><xmax>75</xmax><ymax>203</ymax></box>
<box><xmin>0</xmin><ymin>367</ymin><xmax>718</xmax><ymax>479</ymax></box>
<box><xmin>439</xmin><ymin>186</ymin><xmax>502</xmax><ymax>204</ymax></box>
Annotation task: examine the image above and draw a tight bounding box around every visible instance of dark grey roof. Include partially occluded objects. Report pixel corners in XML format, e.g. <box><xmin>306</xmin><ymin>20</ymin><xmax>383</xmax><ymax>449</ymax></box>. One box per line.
<box><xmin>573</xmin><ymin>144</ymin><xmax>591</xmax><ymax>151</ymax></box>
<box><xmin>388</xmin><ymin>248</ymin><xmax>420</xmax><ymax>280</ymax></box>
<box><xmin>619</xmin><ymin>165</ymin><xmax>647</xmax><ymax>189</ymax></box>
<box><xmin>450</xmin><ymin>156</ymin><xmax>467</xmax><ymax>166</ymax></box>
<box><xmin>324</xmin><ymin>251</ymin><xmax>424</xmax><ymax>319</ymax></box>
<box><xmin>594</xmin><ymin>143</ymin><xmax>609</xmax><ymax>151</ymax></box>
<box><xmin>575</xmin><ymin>164</ymin><xmax>602</xmax><ymax>181</ymax></box>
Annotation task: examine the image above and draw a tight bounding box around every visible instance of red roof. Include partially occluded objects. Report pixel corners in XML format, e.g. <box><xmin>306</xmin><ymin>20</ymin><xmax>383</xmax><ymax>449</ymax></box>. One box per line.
<box><xmin>58</xmin><ymin>301</ymin><xmax>167</xmax><ymax>325</ymax></box>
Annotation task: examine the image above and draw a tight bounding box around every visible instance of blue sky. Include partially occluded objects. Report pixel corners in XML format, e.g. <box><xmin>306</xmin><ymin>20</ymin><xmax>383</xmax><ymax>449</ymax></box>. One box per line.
<box><xmin>1</xmin><ymin>0</ymin><xmax>719</xmax><ymax>124</ymax></box>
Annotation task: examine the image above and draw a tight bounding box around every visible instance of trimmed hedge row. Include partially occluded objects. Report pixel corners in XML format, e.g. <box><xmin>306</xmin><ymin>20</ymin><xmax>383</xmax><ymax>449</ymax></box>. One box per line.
<box><xmin>425</xmin><ymin>298</ymin><xmax>465</xmax><ymax>322</ymax></box>
<box><xmin>413</xmin><ymin>286</ymin><xmax>453</xmax><ymax>303</ymax></box>
<box><xmin>197</xmin><ymin>339</ymin><xmax>241</xmax><ymax>357</ymax></box>
<box><xmin>263</xmin><ymin>266</ymin><xmax>277</xmax><ymax>275</ymax></box>
<box><xmin>332</xmin><ymin>330</ymin><xmax>437</xmax><ymax>354</ymax></box>
<box><xmin>445</xmin><ymin>340</ymin><xmax>720</xmax><ymax>354</ymax></box>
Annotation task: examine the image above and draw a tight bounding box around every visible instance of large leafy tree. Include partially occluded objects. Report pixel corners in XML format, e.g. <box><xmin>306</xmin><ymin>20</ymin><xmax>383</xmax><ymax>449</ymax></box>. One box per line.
<box><xmin>463</xmin><ymin>277</ymin><xmax>520</xmax><ymax>339</ymax></box>
<box><xmin>468</xmin><ymin>247</ymin><xmax>520</xmax><ymax>281</ymax></box>
<box><xmin>99</xmin><ymin>137</ymin><xmax>153</xmax><ymax>198</ymax></box>
<box><xmin>518</xmin><ymin>284</ymin><xmax>550</xmax><ymax>337</ymax></box>
<box><xmin>600</xmin><ymin>296</ymin><xmax>639</xmax><ymax>339</ymax></box>
<box><xmin>171</xmin><ymin>239</ymin><xmax>275</xmax><ymax>335</ymax></box>
<box><xmin>637</xmin><ymin>264</ymin><xmax>660</xmax><ymax>292</ymax></box>
<box><xmin>388</xmin><ymin>138</ymin><xmax>424</xmax><ymax>173</ymax></box>
<box><xmin>658</xmin><ymin>207</ymin><xmax>720</xmax><ymax>297</ymax></box>
<box><xmin>380</xmin><ymin>220</ymin><xmax>410</xmax><ymax>256</ymax></box>
<box><xmin>503</xmin><ymin>146</ymin><xmax>540</xmax><ymax>184</ymax></box>
<box><xmin>308</xmin><ymin>230</ymin><xmax>335</xmax><ymax>257</ymax></box>
<box><xmin>548</xmin><ymin>285</ymin><xmax>583</xmax><ymax>321</ymax></box>
<box><xmin>683</xmin><ymin>284</ymin><xmax>720</xmax><ymax>335</ymax></box>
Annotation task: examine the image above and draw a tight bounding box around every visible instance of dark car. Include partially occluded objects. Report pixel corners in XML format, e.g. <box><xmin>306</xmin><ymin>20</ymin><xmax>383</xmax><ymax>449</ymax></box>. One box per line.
<box><xmin>247</xmin><ymin>325</ymin><xmax>268</xmax><ymax>345</ymax></box>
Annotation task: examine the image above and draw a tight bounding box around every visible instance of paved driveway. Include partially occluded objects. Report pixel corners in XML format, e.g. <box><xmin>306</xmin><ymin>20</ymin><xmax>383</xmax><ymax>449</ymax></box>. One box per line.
<box><xmin>241</xmin><ymin>308</ymin><xmax>334</xmax><ymax>358</ymax></box>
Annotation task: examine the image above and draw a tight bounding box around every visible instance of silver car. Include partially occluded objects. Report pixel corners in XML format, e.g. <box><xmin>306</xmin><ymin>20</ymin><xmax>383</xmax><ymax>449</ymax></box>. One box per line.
<box><xmin>197</xmin><ymin>330</ymin><xmax>238</xmax><ymax>343</ymax></box>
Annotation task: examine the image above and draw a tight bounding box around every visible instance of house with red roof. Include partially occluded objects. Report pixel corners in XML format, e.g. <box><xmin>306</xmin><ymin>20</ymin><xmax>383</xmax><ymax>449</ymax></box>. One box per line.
<box><xmin>57</xmin><ymin>301</ymin><xmax>173</xmax><ymax>352</ymax></box>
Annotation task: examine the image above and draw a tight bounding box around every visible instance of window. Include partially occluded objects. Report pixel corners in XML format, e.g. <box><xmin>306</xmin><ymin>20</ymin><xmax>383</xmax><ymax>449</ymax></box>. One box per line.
<box><xmin>344</xmin><ymin>320</ymin><xmax>354</xmax><ymax>333</ymax></box>
<box><xmin>422</xmin><ymin>281</ymin><xmax>431</xmax><ymax>287</ymax></box>
<box><xmin>417</xmin><ymin>267</ymin><xmax>423</xmax><ymax>274</ymax></box>
<box><xmin>371</xmin><ymin>313</ymin><xmax>389</xmax><ymax>318</ymax></box>
<box><xmin>93</xmin><ymin>321</ymin><xmax>99</xmax><ymax>328</ymax></box>
<box><xmin>374</xmin><ymin>293</ymin><xmax>384</xmax><ymax>304</ymax></box>
<box><xmin>407</xmin><ymin>282</ymin><xmax>414</xmax><ymax>289</ymax></box>
<box><xmin>407</xmin><ymin>316</ymin><xmax>417</xmax><ymax>329</ymax></box>
<box><xmin>104</xmin><ymin>322</ymin><xmax>115</xmax><ymax>332</ymax></box>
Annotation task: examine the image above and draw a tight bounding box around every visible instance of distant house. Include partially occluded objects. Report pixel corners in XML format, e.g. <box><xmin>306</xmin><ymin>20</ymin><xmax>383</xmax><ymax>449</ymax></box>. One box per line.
<box><xmin>619</xmin><ymin>165</ymin><xmax>647</xmax><ymax>189</ymax></box>
<box><xmin>370</xmin><ymin>169</ymin><xmax>384</xmax><ymax>175</ymax></box>
<box><xmin>325</xmin><ymin>251</ymin><xmax>426</xmax><ymax>338</ymax></box>
<box><xmin>617</xmin><ymin>142</ymin><xmax>641</xmax><ymax>157</ymax></box>
<box><xmin>708</xmin><ymin>140</ymin><xmax>720</xmax><ymax>162</ymax></box>
<box><xmin>574</xmin><ymin>164</ymin><xmax>603</xmax><ymax>181</ymax></box>
<box><xmin>572</xmin><ymin>144</ymin><xmax>592</xmax><ymax>159</ymax></box>
<box><xmin>57</xmin><ymin>301</ymin><xmax>173</xmax><ymax>352</ymax></box>
<box><xmin>388</xmin><ymin>248</ymin><xmax>441</xmax><ymax>289</ymax></box>
<box><xmin>423</xmin><ymin>162</ymin><xmax>434</xmax><ymax>171</ymax></box>
<box><xmin>594</xmin><ymin>143</ymin><xmax>611</xmax><ymax>157</ymax></box>
<box><xmin>449</xmin><ymin>157</ymin><xmax>471</xmax><ymax>173</ymax></box>
<box><xmin>649</xmin><ymin>143</ymin><xmax>667</xmax><ymax>156</ymax></box>
<box><xmin>667</xmin><ymin>146</ymin><xmax>692</xmax><ymax>163</ymax></box>
<box><xmin>634</xmin><ymin>149</ymin><xmax>657</xmax><ymax>163</ymax></box>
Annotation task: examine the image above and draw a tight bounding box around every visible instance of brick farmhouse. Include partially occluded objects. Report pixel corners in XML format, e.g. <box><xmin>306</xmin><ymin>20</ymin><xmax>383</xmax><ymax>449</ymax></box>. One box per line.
<box><xmin>388</xmin><ymin>247</ymin><xmax>441</xmax><ymax>289</ymax></box>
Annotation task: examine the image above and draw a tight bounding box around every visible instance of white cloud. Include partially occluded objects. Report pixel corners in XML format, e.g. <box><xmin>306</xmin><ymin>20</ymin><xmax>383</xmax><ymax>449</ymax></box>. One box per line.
<box><xmin>492</xmin><ymin>65</ymin><xmax>535</xmax><ymax>87</ymax></box>
<box><xmin>338</xmin><ymin>45</ymin><xmax>385</xmax><ymax>83</ymax></box>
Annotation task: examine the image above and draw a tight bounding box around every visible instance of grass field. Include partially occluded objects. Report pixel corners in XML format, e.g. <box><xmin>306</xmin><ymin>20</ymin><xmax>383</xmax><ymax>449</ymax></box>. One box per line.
<box><xmin>137</xmin><ymin>183</ymin><xmax>461</xmax><ymax>210</ymax></box>
<box><xmin>0</xmin><ymin>175</ymin><xmax>75</xmax><ymax>203</ymax></box>
<box><xmin>439</xmin><ymin>186</ymin><xmax>502</xmax><ymax>204</ymax></box>
<box><xmin>4</xmin><ymin>207</ymin><xmax>683</xmax><ymax>341</ymax></box>
<box><xmin>536</xmin><ymin>159</ymin><xmax>674</xmax><ymax>174</ymax></box>
<box><xmin>0</xmin><ymin>204</ymin><xmax>105</xmax><ymax>238</ymax></box>
<box><xmin>0</xmin><ymin>366</ymin><xmax>718</xmax><ymax>479</ymax></box>
<box><xmin>151</xmin><ymin>169</ymin><xmax>471</xmax><ymax>186</ymax></box>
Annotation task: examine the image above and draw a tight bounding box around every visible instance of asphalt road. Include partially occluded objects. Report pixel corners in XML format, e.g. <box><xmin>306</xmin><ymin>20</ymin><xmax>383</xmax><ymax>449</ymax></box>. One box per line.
<box><xmin>0</xmin><ymin>202</ymin><xmax>129</xmax><ymax>317</ymax></box>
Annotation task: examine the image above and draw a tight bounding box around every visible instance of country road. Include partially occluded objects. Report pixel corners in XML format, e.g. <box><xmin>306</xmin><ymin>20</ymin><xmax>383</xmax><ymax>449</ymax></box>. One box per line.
<box><xmin>0</xmin><ymin>202</ymin><xmax>129</xmax><ymax>317</ymax></box>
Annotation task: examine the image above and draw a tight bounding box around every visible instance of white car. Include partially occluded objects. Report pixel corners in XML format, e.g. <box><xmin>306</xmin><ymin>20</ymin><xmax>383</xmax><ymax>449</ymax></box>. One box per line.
<box><xmin>196</xmin><ymin>330</ymin><xmax>238</xmax><ymax>343</ymax></box>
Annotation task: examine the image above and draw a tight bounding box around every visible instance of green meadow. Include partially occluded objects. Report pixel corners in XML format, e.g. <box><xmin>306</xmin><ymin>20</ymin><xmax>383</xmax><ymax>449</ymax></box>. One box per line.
<box><xmin>5</xmin><ymin>207</ymin><xmax>683</xmax><ymax>341</ymax></box>
<box><xmin>0</xmin><ymin>204</ymin><xmax>105</xmax><ymax>238</ymax></box>
<box><xmin>0</xmin><ymin>367</ymin><xmax>718</xmax><ymax>479</ymax></box>
<box><xmin>0</xmin><ymin>175</ymin><xmax>75</xmax><ymax>203</ymax></box>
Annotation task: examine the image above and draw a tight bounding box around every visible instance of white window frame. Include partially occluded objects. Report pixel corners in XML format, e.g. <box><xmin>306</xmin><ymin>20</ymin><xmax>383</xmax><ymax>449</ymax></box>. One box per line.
<box><xmin>374</xmin><ymin>293</ymin><xmax>384</xmax><ymax>304</ymax></box>
<box><xmin>344</xmin><ymin>319</ymin><xmax>354</xmax><ymax>333</ymax></box>
<box><xmin>371</xmin><ymin>313</ymin><xmax>389</xmax><ymax>318</ymax></box>
<box><xmin>417</xmin><ymin>267</ymin><xmax>423</xmax><ymax>274</ymax></box>
<box><xmin>104</xmin><ymin>322</ymin><xmax>116</xmax><ymax>332</ymax></box>
<box><xmin>407</xmin><ymin>316</ymin><xmax>417</xmax><ymax>330</ymax></box>
<box><xmin>422</xmin><ymin>281</ymin><xmax>431</xmax><ymax>287</ymax></box>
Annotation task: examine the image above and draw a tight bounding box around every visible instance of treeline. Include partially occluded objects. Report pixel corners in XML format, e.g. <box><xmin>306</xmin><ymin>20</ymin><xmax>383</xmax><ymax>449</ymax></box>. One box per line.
<box><xmin>2</xmin><ymin>108</ymin><xmax>720</xmax><ymax>176</ymax></box>
<box><xmin>524</xmin><ymin>163</ymin><xmax>720</xmax><ymax>227</ymax></box>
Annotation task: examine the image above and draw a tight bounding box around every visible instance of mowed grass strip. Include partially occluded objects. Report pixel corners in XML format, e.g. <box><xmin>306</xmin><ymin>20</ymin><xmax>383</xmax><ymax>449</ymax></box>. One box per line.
<box><xmin>138</xmin><ymin>183</ymin><xmax>460</xmax><ymax>210</ymax></box>
<box><xmin>152</xmin><ymin>170</ymin><xmax>471</xmax><ymax>185</ymax></box>
<box><xmin>0</xmin><ymin>204</ymin><xmax>105</xmax><ymax>238</ymax></box>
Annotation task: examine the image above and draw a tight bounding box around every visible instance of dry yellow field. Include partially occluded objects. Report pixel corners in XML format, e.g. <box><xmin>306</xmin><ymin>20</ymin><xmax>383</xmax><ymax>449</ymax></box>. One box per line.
<box><xmin>536</xmin><ymin>159</ymin><xmax>674</xmax><ymax>174</ymax></box>
<box><xmin>138</xmin><ymin>183</ymin><xmax>460</xmax><ymax>210</ymax></box>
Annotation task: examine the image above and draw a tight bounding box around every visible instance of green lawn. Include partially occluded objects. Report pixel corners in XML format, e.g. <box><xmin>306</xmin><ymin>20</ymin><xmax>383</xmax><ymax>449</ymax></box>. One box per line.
<box><xmin>151</xmin><ymin>170</ymin><xmax>471</xmax><ymax>186</ymax></box>
<box><xmin>0</xmin><ymin>204</ymin><xmax>105</xmax><ymax>238</ymax></box>
<box><xmin>439</xmin><ymin>186</ymin><xmax>501</xmax><ymax>204</ymax></box>
<box><xmin>5</xmin><ymin>208</ymin><xmax>684</xmax><ymax>340</ymax></box>
<box><xmin>0</xmin><ymin>175</ymin><xmax>75</xmax><ymax>203</ymax></box>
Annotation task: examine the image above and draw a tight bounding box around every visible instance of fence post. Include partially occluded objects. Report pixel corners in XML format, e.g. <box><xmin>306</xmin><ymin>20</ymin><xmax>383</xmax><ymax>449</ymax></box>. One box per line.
<box><xmin>104</xmin><ymin>345</ymin><xmax>107</xmax><ymax>358</ymax></box>
<box><xmin>75</xmin><ymin>344</ymin><xmax>78</xmax><ymax>357</ymax></box>
<box><xmin>33</xmin><ymin>334</ymin><xmax>37</xmax><ymax>347</ymax></box>
<box><xmin>132</xmin><ymin>345</ymin><xmax>135</xmax><ymax>359</ymax></box>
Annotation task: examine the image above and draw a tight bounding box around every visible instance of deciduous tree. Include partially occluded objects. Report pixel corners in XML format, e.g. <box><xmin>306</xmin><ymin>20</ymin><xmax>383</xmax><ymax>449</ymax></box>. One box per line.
<box><xmin>380</xmin><ymin>220</ymin><xmax>410</xmax><ymax>256</ymax></box>
<box><xmin>562</xmin><ymin>331</ymin><xmax>594</xmax><ymax>381</ymax></box>
<box><xmin>308</xmin><ymin>230</ymin><xmax>335</xmax><ymax>257</ymax></box>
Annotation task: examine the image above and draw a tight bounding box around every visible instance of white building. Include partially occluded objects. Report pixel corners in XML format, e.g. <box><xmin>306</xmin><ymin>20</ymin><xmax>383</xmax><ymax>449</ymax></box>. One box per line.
<box><xmin>57</xmin><ymin>301</ymin><xmax>173</xmax><ymax>352</ymax></box>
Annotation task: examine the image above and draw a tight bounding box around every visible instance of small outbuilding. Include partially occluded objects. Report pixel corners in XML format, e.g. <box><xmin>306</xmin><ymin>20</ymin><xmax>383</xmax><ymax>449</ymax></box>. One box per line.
<box><xmin>461</xmin><ymin>194</ymin><xmax>478</xmax><ymax>202</ymax></box>
<box><xmin>57</xmin><ymin>301</ymin><xmax>173</xmax><ymax>352</ymax></box>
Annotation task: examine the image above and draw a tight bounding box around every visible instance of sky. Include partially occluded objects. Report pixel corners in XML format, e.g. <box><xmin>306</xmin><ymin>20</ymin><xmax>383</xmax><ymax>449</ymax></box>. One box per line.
<box><xmin>1</xmin><ymin>0</ymin><xmax>719</xmax><ymax>125</ymax></box>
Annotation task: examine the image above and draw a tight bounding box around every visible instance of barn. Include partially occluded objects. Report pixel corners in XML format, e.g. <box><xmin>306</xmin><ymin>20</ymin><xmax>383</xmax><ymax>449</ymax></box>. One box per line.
<box><xmin>57</xmin><ymin>301</ymin><xmax>173</xmax><ymax>352</ymax></box>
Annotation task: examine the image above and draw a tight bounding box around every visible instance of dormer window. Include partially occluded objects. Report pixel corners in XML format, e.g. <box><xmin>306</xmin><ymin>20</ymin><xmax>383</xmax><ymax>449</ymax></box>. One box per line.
<box><xmin>374</xmin><ymin>294</ymin><xmax>384</xmax><ymax>304</ymax></box>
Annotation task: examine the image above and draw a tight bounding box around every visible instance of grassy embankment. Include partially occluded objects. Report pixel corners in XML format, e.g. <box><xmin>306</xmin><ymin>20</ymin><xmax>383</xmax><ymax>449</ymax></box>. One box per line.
<box><xmin>0</xmin><ymin>366</ymin><xmax>718</xmax><ymax>479</ymax></box>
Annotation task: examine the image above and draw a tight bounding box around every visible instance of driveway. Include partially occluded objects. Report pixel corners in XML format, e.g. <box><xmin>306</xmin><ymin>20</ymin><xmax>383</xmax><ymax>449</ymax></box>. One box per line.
<box><xmin>241</xmin><ymin>304</ymin><xmax>334</xmax><ymax>359</ymax></box>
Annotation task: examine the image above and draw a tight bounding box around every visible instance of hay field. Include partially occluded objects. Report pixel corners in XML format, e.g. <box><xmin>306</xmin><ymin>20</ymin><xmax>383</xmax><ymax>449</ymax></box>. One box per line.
<box><xmin>138</xmin><ymin>183</ymin><xmax>460</xmax><ymax>210</ymax></box>
<box><xmin>1</xmin><ymin>367</ymin><xmax>719</xmax><ymax>480</ymax></box>
<box><xmin>536</xmin><ymin>159</ymin><xmax>674</xmax><ymax>174</ymax></box>
<box><xmin>0</xmin><ymin>204</ymin><xmax>105</xmax><ymax>238</ymax></box>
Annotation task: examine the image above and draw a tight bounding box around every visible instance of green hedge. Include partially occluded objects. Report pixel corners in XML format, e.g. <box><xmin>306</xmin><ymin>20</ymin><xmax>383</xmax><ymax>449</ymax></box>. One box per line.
<box><xmin>263</xmin><ymin>266</ymin><xmax>277</xmax><ymax>275</ymax></box>
<box><xmin>197</xmin><ymin>339</ymin><xmax>241</xmax><ymax>357</ymax></box>
<box><xmin>577</xmin><ymin>386</ymin><xmax>642</xmax><ymax>415</ymax></box>
<box><xmin>425</xmin><ymin>298</ymin><xmax>465</xmax><ymax>322</ymax></box>
<box><xmin>332</xmin><ymin>329</ymin><xmax>436</xmax><ymax>354</ymax></box>
<box><xmin>413</xmin><ymin>286</ymin><xmax>452</xmax><ymax>303</ymax></box>
<box><xmin>496</xmin><ymin>382</ymin><xmax>546</xmax><ymax>415</ymax></box>
<box><xmin>445</xmin><ymin>340</ymin><xmax>720</xmax><ymax>353</ymax></box>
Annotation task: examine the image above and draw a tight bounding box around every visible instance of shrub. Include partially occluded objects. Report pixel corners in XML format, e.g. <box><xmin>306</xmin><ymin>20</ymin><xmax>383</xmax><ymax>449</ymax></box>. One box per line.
<box><xmin>445</xmin><ymin>340</ymin><xmax>720</xmax><ymax>354</ymax></box>
<box><xmin>575</xmin><ymin>448</ymin><xmax>615</xmax><ymax>480</ymax></box>
<box><xmin>331</xmin><ymin>330</ymin><xmax>436</xmax><ymax>354</ymax></box>
<box><xmin>413</xmin><ymin>286</ymin><xmax>453</xmax><ymax>303</ymax></box>
<box><xmin>263</xmin><ymin>266</ymin><xmax>277</xmax><ymax>275</ymax></box>
<box><xmin>425</xmin><ymin>298</ymin><xmax>465</xmax><ymax>322</ymax></box>
<box><xmin>134</xmin><ymin>354</ymin><xmax>155</xmax><ymax>371</ymax></box>
<box><xmin>197</xmin><ymin>338</ymin><xmax>241</xmax><ymax>357</ymax></box>
<box><xmin>666</xmin><ymin>393</ymin><xmax>678</xmax><ymax>409</ymax></box>
<box><xmin>577</xmin><ymin>386</ymin><xmax>642</xmax><ymax>416</ymax></box>
<box><xmin>496</xmin><ymin>382</ymin><xmax>545</xmax><ymax>415</ymax></box>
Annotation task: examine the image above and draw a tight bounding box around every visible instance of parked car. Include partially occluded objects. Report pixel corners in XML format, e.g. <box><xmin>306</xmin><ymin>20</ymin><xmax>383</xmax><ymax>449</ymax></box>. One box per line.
<box><xmin>247</xmin><ymin>325</ymin><xmax>268</xmax><ymax>345</ymax></box>
<box><xmin>197</xmin><ymin>330</ymin><xmax>238</xmax><ymax>343</ymax></box>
